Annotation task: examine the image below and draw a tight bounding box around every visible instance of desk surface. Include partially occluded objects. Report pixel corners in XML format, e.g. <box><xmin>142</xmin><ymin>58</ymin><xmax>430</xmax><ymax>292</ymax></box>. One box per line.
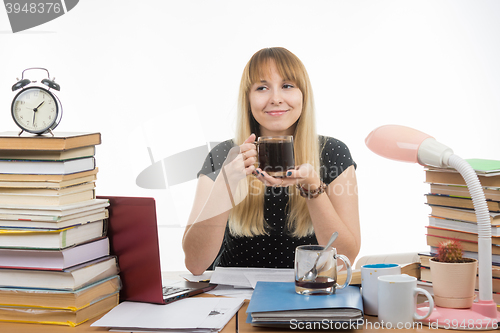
<box><xmin>0</xmin><ymin>271</ymin><xmax>461</xmax><ymax>333</ymax></box>
<box><xmin>0</xmin><ymin>302</ymin><xmax>438</xmax><ymax>333</ymax></box>
<box><xmin>0</xmin><ymin>271</ymin><xmax>237</xmax><ymax>333</ymax></box>
<box><xmin>0</xmin><ymin>305</ymin><xmax>237</xmax><ymax>333</ymax></box>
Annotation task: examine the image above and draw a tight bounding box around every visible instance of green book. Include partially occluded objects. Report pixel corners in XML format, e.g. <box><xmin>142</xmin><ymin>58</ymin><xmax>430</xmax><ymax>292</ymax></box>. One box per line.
<box><xmin>466</xmin><ymin>159</ymin><xmax>500</xmax><ymax>176</ymax></box>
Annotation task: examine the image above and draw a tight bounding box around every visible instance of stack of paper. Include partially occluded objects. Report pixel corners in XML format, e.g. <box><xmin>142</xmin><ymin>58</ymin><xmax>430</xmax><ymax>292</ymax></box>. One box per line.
<box><xmin>209</xmin><ymin>266</ymin><xmax>295</xmax><ymax>288</ymax></box>
<box><xmin>91</xmin><ymin>297</ymin><xmax>245</xmax><ymax>332</ymax></box>
<box><xmin>201</xmin><ymin>267</ymin><xmax>295</xmax><ymax>299</ymax></box>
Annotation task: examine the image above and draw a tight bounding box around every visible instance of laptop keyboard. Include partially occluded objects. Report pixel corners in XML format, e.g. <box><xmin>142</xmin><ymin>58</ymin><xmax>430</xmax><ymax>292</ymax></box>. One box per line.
<box><xmin>162</xmin><ymin>286</ymin><xmax>190</xmax><ymax>296</ymax></box>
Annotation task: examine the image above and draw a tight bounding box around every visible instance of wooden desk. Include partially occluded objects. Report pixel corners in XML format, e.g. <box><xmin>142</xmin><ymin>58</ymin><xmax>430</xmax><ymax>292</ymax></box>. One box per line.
<box><xmin>0</xmin><ymin>311</ymin><xmax>237</xmax><ymax>333</ymax></box>
<box><xmin>0</xmin><ymin>302</ymin><xmax>237</xmax><ymax>333</ymax></box>
<box><xmin>0</xmin><ymin>271</ymin><xmax>478</xmax><ymax>333</ymax></box>
<box><xmin>0</xmin><ymin>272</ymin><xmax>236</xmax><ymax>333</ymax></box>
<box><xmin>0</xmin><ymin>298</ymin><xmax>492</xmax><ymax>333</ymax></box>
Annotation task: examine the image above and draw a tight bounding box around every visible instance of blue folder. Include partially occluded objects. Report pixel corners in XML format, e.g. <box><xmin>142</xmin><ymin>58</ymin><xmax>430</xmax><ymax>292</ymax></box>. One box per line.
<box><xmin>246</xmin><ymin>282</ymin><xmax>363</xmax><ymax>326</ymax></box>
<box><xmin>247</xmin><ymin>282</ymin><xmax>363</xmax><ymax>314</ymax></box>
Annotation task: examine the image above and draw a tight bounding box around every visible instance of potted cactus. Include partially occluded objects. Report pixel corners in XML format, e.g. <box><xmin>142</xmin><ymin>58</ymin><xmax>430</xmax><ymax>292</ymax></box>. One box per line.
<box><xmin>429</xmin><ymin>239</ymin><xmax>478</xmax><ymax>308</ymax></box>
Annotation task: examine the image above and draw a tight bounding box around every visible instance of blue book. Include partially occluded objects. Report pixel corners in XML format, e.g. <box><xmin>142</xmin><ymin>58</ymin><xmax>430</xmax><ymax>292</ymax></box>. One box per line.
<box><xmin>246</xmin><ymin>282</ymin><xmax>363</xmax><ymax>326</ymax></box>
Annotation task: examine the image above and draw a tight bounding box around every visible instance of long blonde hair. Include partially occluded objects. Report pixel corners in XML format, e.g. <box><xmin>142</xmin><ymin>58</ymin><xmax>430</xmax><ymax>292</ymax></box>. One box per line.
<box><xmin>229</xmin><ymin>47</ymin><xmax>321</xmax><ymax>238</ymax></box>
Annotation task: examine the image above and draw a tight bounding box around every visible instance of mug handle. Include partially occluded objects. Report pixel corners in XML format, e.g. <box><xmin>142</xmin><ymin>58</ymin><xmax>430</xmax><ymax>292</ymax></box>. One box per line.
<box><xmin>334</xmin><ymin>254</ymin><xmax>352</xmax><ymax>290</ymax></box>
<box><xmin>413</xmin><ymin>287</ymin><xmax>434</xmax><ymax>320</ymax></box>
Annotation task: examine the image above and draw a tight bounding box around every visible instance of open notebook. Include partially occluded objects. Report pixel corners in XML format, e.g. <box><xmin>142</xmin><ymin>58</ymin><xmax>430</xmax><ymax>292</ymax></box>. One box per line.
<box><xmin>97</xmin><ymin>196</ymin><xmax>215</xmax><ymax>304</ymax></box>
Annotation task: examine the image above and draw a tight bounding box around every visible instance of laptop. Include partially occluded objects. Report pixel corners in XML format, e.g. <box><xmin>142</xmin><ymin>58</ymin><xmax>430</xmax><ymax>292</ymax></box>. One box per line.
<box><xmin>96</xmin><ymin>196</ymin><xmax>216</xmax><ymax>304</ymax></box>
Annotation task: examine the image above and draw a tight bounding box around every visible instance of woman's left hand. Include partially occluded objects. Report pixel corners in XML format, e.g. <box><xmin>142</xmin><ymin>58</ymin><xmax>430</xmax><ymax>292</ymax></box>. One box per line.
<box><xmin>254</xmin><ymin>163</ymin><xmax>321</xmax><ymax>189</ymax></box>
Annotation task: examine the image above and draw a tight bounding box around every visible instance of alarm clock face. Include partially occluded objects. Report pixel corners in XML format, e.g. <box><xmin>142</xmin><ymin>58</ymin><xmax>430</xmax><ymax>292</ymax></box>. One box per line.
<box><xmin>11</xmin><ymin>87</ymin><xmax>58</xmax><ymax>134</ymax></box>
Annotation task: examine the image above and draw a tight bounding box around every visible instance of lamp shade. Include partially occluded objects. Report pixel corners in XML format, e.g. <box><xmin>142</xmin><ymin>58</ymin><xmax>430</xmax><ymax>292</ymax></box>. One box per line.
<box><xmin>365</xmin><ymin>124</ymin><xmax>454</xmax><ymax>167</ymax></box>
<box><xmin>365</xmin><ymin>124</ymin><xmax>432</xmax><ymax>164</ymax></box>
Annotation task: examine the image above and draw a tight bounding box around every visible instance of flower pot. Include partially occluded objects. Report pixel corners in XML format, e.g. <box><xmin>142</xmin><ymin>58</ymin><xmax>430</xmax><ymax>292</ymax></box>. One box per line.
<box><xmin>429</xmin><ymin>258</ymin><xmax>477</xmax><ymax>309</ymax></box>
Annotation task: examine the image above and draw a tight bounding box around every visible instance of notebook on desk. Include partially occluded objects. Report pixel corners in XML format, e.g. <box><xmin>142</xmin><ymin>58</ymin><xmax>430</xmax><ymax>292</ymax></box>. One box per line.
<box><xmin>246</xmin><ymin>282</ymin><xmax>363</xmax><ymax>326</ymax></box>
<box><xmin>96</xmin><ymin>196</ymin><xmax>216</xmax><ymax>304</ymax></box>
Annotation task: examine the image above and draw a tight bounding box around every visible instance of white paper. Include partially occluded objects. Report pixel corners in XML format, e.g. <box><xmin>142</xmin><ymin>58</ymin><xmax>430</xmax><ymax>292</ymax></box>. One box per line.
<box><xmin>110</xmin><ymin>329</ymin><xmax>215</xmax><ymax>333</ymax></box>
<box><xmin>205</xmin><ymin>285</ymin><xmax>254</xmax><ymax>299</ymax></box>
<box><xmin>244</xmin><ymin>270</ymin><xmax>295</xmax><ymax>289</ymax></box>
<box><xmin>209</xmin><ymin>267</ymin><xmax>295</xmax><ymax>288</ymax></box>
<box><xmin>180</xmin><ymin>271</ymin><xmax>213</xmax><ymax>282</ymax></box>
<box><xmin>92</xmin><ymin>298</ymin><xmax>244</xmax><ymax>330</ymax></box>
<box><xmin>198</xmin><ymin>297</ymin><xmax>243</xmax><ymax>328</ymax></box>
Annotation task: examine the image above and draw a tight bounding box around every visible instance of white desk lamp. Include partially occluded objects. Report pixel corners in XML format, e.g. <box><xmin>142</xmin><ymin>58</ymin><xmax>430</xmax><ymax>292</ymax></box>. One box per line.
<box><xmin>365</xmin><ymin>124</ymin><xmax>500</xmax><ymax>329</ymax></box>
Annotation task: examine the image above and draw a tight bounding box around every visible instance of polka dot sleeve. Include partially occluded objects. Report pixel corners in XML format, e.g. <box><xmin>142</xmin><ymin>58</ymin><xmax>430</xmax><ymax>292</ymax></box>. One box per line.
<box><xmin>197</xmin><ymin>140</ymin><xmax>235</xmax><ymax>181</ymax></box>
<box><xmin>319</xmin><ymin>136</ymin><xmax>357</xmax><ymax>185</ymax></box>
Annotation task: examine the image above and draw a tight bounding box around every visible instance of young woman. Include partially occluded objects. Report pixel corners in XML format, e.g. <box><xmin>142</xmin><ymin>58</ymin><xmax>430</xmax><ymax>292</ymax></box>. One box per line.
<box><xmin>182</xmin><ymin>47</ymin><xmax>360</xmax><ymax>275</ymax></box>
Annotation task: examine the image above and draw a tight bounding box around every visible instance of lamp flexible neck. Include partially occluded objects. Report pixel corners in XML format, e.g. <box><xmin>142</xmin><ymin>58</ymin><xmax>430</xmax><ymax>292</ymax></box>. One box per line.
<box><xmin>448</xmin><ymin>154</ymin><xmax>492</xmax><ymax>301</ymax></box>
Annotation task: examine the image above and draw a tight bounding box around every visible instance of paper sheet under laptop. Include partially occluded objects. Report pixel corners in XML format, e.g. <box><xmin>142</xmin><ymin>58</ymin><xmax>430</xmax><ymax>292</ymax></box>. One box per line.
<box><xmin>209</xmin><ymin>267</ymin><xmax>295</xmax><ymax>288</ymax></box>
<box><xmin>92</xmin><ymin>297</ymin><xmax>244</xmax><ymax>332</ymax></box>
<box><xmin>180</xmin><ymin>271</ymin><xmax>213</xmax><ymax>282</ymax></box>
<box><xmin>181</xmin><ymin>268</ymin><xmax>295</xmax><ymax>299</ymax></box>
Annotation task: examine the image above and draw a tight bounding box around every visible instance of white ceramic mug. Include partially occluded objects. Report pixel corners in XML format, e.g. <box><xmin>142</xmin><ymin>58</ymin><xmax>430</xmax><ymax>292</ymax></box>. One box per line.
<box><xmin>361</xmin><ymin>263</ymin><xmax>401</xmax><ymax>316</ymax></box>
<box><xmin>378</xmin><ymin>274</ymin><xmax>434</xmax><ymax>327</ymax></box>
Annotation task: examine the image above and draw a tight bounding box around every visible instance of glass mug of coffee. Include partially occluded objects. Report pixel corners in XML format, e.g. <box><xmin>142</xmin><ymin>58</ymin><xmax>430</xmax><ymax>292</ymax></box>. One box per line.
<box><xmin>255</xmin><ymin>136</ymin><xmax>295</xmax><ymax>178</ymax></box>
<box><xmin>295</xmin><ymin>245</ymin><xmax>352</xmax><ymax>295</ymax></box>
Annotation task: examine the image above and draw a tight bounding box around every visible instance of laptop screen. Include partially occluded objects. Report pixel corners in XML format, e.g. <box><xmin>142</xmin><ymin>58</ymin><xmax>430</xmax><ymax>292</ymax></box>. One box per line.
<box><xmin>97</xmin><ymin>196</ymin><xmax>165</xmax><ymax>304</ymax></box>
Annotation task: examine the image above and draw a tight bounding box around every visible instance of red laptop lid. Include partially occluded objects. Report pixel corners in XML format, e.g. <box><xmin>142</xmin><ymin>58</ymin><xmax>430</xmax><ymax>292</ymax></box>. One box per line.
<box><xmin>97</xmin><ymin>196</ymin><xmax>164</xmax><ymax>304</ymax></box>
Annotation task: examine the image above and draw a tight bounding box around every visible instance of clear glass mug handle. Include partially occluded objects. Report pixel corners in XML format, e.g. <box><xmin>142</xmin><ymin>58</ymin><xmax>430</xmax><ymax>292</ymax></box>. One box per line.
<box><xmin>334</xmin><ymin>254</ymin><xmax>352</xmax><ymax>289</ymax></box>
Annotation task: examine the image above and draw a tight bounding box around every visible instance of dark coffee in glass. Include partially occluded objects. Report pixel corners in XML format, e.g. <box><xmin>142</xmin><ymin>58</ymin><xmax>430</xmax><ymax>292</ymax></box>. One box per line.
<box><xmin>257</xmin><ymin>136</ymin><xmax>295</xmax><ymax>177</ymax></box>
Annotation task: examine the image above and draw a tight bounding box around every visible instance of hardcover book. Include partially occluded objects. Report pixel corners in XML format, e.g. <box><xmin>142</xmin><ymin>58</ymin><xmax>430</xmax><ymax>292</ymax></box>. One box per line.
<box><xmin>0</xmin><ymin>168</ymin><xmax>98</xmax><ymax>183</ymax></box>
<box><xmin>0</xmin><ymin>198</ymin><xmax>109</xmax><ymax>217</ymax></box>
<box><xmin>0</xmin><ymin>275</ymin><xmax>121</xmax><ymax>309</ymax></box>
<box><xmin>0</xmin><ymin>237</ymin><xmax>109</xmax><ymax>270</ymax></box>
<box><xmin>0</xmin><ymin>145</ymin><xmax>95</xmax><ymax>161</ymax></box>
<box><xmin>0</xmin><ymin>157</ymin><xmax>95</xmax><ymax>175</ymax></box>
<box><xmin>0</xmin><ymin>209</ymin><xmax>107</xmax><ymax>229</ymax></box>
<box><xmin>0</xmin><ymin>132</ymin><xmax>101</xmax><ymax>151</ymax></box>
<box><xmin>0</xmin><ymin>255</ymin><xmax>119</xmax><ymax>290</ymax></box>
<box><xmin>0</xmin><ymin>292</ymin><xmax>118</xmax><ymax>326</ymax></box>
<box><xmin>428</xmin><ymin>216</ymin><xmax>500</xmax><ymax>237</ymax></box>
<box><xmin>0</xmin><ymin>219</ymin><xmax>106</xmax><ymax>249</ymax></box>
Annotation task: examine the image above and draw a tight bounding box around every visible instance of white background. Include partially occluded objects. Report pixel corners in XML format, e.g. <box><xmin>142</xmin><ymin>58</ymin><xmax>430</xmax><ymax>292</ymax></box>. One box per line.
<box><xmin>1</xmin><ymin>0</ymin><xmax>499</xmax><ymax>271</ymax></box>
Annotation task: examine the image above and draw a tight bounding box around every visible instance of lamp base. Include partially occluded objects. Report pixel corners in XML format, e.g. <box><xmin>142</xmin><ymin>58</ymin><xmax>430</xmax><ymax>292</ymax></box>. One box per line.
<box><xmin>416</xmin><ymin>301</ymin><xmax>500</xmax><ymax>330</ymax></box>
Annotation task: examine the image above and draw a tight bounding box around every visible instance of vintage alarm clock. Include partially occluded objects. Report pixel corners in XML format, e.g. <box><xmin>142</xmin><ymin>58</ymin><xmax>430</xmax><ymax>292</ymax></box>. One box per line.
<box><xmin>11</xmin><ymin>68</ymin><xmax>63</xmax><ymax>135</ymax></box>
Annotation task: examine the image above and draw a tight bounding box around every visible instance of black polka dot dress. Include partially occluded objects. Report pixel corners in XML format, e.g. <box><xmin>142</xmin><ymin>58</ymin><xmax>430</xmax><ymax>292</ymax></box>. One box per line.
<box><xmin>197</xmin><ymin>136</ymin><xmax>356</xmax><ymax>269</ymax></box>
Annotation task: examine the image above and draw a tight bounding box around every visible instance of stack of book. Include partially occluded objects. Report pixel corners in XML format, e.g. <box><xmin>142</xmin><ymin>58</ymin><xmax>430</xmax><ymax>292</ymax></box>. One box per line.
<box><xmin>0</xmin><ymin>132</ymin><xmax>120</xmax><ymax>327</ymax></box>
<box><xmin>418</xmin><ymin>158</ymin><xmax>500</xmax><ymax>303</ymax></box>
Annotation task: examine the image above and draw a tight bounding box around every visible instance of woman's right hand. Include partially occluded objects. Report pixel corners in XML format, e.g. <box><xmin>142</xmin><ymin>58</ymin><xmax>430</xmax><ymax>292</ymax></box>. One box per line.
<box><xmin>217</xmin><ymin>134</ymin><xmax>258</xmax><ymax>194</ymax></box>
<box><xmin>184</xmin><ymin>136</ymin><xmax>258</xmax><ymax>274</ymax></box>
<box><xmin>239</xmin><ymin>133</ymin><xmax>257</xmax><ymax>176</ymax></box>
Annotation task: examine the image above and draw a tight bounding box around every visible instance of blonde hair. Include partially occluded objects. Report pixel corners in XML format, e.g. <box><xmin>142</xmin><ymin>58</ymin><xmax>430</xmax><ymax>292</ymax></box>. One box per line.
<box><xmin>229</xmin><ymin>47</ymin><xmax>321</xmax><ymax>238</ymax></box>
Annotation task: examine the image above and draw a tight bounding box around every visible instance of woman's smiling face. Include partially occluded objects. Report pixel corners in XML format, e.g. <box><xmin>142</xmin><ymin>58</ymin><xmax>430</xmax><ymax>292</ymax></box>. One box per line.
<box><xmin>249</xmin><ymin>61</ymin><xmax>303</xmax><ymax>137</ymax></box>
